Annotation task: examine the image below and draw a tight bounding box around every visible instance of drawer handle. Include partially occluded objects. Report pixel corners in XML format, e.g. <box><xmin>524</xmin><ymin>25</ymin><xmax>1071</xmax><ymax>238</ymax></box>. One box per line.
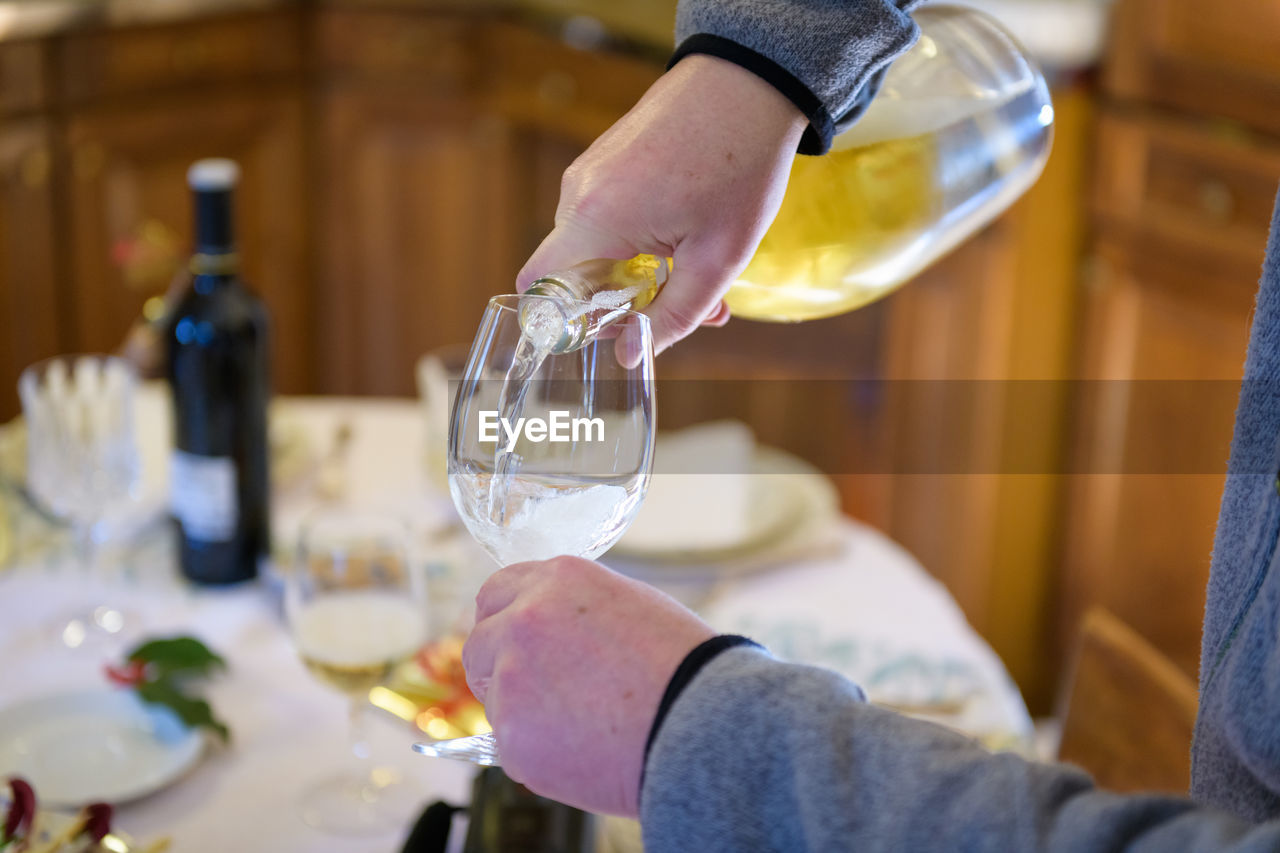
<box><xmin>1198</xmin><ymin>179</ymin><xmax>1235</xmax><ymax>222</ymax></box>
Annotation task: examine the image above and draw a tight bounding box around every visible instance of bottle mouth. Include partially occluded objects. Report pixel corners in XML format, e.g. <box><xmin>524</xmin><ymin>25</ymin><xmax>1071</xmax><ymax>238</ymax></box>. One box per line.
<box><xmin>516</xmin><ymin>294</ymin><xmax>579</xmax><ymax>352</ymax></box>
<box><xmin>490</xmin><ymin>293</ymin><xmax>653</xmax><ymax>356</ymax></box>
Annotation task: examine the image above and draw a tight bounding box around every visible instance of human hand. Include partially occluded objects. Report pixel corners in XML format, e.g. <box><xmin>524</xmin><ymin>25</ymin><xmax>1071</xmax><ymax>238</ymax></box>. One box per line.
<box><xmin>517</xmin><ymin>54</ymin><xmax>807</xmax><ymax>355</ymax></box>
<box><xmin>461</xmin><ymin>556</ymin><xmax>716</xmax><ymax>816</ymax></box>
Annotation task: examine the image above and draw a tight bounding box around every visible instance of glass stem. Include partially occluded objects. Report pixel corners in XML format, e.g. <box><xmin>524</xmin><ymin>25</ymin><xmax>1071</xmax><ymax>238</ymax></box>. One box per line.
<box><xmin>349</xmin><ymin>694</ymin><xmax>371</xmax><ymax>764</ymax></box>
<box><xmin>74</xmin><ymin>520</ymin><xmax>96</xmax><ymax>575</ymax></box>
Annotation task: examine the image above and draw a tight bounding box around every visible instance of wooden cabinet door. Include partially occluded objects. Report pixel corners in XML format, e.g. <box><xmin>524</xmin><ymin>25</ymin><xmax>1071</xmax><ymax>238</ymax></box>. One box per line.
<box><xmin>63</xmin><ymin>91</ymin><xmax>310</xmax><ymax>393</ymax></box>
<box><xmin>1059</xmin><ymin>108</ymin><xmax>1279</xmax><ymax>679</ymax></box>
<box><xmin>315</xmin><ymin>88</ymin><xmax>528</xmax><ymax>396</ymax></box>
<box><xmin>1058</xmin><ymin>245</ymin><xmax>1253</xmax><ymax>680</ymax></box>
<box><xmin>0</xmin><ymin>118</ymin><xmax>61</xmax><ymax>421</ymax></box>
<box><xmin>314</xmin><ymin>13</ymin><xmax>660</xmax><ymax>397</ymax></box>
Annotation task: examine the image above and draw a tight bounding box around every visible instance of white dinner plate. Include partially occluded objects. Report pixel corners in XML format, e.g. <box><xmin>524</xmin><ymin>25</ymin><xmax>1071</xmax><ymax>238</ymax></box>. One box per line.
<box><xmin>0</xmin><ymin>689</ymin><xmax>204</xmax><ymax>808</ymax></box>
<box><xmin>611</xmin><ymin>446</ymin><xmax>840</xmax><ymax>565</ymax></box>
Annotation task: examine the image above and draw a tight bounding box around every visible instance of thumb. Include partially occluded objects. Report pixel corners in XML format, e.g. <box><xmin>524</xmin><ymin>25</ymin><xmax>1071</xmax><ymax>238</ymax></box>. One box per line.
<box><xmin>516</xmin><ymin>224</ymin><xmax>643</xmax><ymax>293</ymax></box>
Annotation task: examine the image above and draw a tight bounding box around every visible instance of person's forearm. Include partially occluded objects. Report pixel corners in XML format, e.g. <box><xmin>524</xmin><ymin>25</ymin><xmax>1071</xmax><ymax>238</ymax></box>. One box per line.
<box><xmin>673</xmin><ymin>0</ymin><xmax>923</xmax><ymax>153</ymax></box>
<box><xmin>641</xmin><ymin>646</ymin><xmax>1280</xmax><ymax>852</ymax></box>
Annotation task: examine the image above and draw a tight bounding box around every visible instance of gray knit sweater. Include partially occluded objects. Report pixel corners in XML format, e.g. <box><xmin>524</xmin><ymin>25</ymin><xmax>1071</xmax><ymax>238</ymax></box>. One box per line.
<box><xmin>643</xmin><ymin>1</ymin><xmax>1280</xmax><ymax>848</ymax></box>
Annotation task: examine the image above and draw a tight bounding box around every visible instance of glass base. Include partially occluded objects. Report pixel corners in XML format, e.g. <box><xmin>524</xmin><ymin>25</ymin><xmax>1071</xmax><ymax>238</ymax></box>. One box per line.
<box><xmin>299</xmin><ymin>767</ymin><xmax>421</xmax><ymax>836</ymax></box>
<box><xmin>55</xmin><ymin>605</ymin><xmax>135</xmax><ymax>651</ymax></box>
<box><xmin>413</xmin><ymin>732</ymin><xmax>501</xmax><ymax>766</ymax></box>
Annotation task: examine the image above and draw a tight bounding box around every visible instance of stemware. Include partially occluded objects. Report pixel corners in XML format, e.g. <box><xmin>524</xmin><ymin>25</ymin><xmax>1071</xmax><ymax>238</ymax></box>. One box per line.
<box><xmin>286</xmin><ymin>509</ymin><xmax>429</xmax><ymax>835</ymax></box>
<box><xmin>19</xmin><ymin>354</ymin><xmax>140</xmax><ymax>648</ymax></box>
<box><xmin>415</xmin><ymin>294</ymin><xmax>655</xmax><ymax>765</ymax></box>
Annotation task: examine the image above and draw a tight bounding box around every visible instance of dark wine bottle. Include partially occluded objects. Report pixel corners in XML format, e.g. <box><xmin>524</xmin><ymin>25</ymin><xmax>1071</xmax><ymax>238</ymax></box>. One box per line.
<box><xmin>165</xmin><ymin>159</ymin><xmax>271</xmax><ymax>585</ymax></box>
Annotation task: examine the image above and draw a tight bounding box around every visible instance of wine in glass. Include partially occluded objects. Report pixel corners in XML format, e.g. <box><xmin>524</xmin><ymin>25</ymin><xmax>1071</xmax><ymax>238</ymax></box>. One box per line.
<box><xmin>286</xmin><ymin>509</ymin><xmax>428</xmax><ymax>835</ymax></box>
<box><xmin>415</xmin><ymin>293</ymin><xmax>655</xmax><ymax>765</ymax></box>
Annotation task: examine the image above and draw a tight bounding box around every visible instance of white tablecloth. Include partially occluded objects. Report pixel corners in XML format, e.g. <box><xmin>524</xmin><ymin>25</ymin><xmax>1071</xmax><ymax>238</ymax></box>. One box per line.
<box><xmin>0</xmin><ymin>396</ymin><xmax>1032</xmax><ymax>852</ymax></box>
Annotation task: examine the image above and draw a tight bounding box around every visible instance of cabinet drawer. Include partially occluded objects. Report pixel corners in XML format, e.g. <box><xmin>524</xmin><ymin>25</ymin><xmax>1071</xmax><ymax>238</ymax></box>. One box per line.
<box><xmin>316</xmin><ymin>10</ymin><xmax>481</xmax><ymax>89</ymax></box>
<box><xmin>1105</xmin><ymin>0</ymin><xmax>1280</xmax><ymax>136</ymax></box>
<box><xmin>486</xmin><ymin>23</ymin><xmax>659</xmax><ymax>142</ymax></box>
<box><xmin>59</xmin><ymin>11</ymin><xmax>302</xmax><ymax>103</ymax></box>
<box><xmin>0</xmin><ymin>41</ymin><xmax>49</xmax><ymax>116</ymax></box>
<box><xmin>1093</xmin><ymin>110</ymin><xmax>1280</xmax><ymax>272</ymax></box>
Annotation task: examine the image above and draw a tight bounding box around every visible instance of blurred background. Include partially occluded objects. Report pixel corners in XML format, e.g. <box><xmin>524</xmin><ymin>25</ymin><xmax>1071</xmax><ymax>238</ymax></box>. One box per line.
<box><xmin>0</xmin><ymin>0</ymin><xmax>1277</xmax><ymax>724</ymax></box>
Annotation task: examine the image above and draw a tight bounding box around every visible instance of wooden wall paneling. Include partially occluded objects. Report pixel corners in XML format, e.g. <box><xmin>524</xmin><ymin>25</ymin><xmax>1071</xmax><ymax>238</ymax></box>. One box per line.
<box><xmin>0</xmin><ymin>118</ymin><xmax>61</xmax><ymax>421</ymax></box>
<box><xmin>62</xmin><ymin>90</ymin><xmax>311</xmax><ymax>392</ymax></box>
<box><xmin>315</xmin><ymin>86</ymin><xmax>524</xmax><ymax>395</ymax></box>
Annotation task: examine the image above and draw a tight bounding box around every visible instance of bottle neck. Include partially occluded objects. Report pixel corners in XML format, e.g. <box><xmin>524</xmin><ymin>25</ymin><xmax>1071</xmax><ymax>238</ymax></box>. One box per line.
<box><xmin>190</xmin><ymin>253</ymin><xmax>240</xmax><ymax>293</ymax></box>
<box><xmin>190</xmin><ymin>183</ymin><xmax>238</xmax><ymax>291</ymax></box>
<box><xmin>526</xmin><ymin>271</ymin><xmax>589</xmax><ymax>302</ymax></box>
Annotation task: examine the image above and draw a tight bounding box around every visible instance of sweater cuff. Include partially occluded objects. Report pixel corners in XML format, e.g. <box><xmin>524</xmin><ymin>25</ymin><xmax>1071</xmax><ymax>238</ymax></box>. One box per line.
<box><xmin>640</xmin><ymin>634</ymin><xmax>763</xmax><ymax>795</ymax></box>
<box><xmin>668</xmin><ymin>34</ymin><xmax>834</xmax><ymax>155</ymax></box>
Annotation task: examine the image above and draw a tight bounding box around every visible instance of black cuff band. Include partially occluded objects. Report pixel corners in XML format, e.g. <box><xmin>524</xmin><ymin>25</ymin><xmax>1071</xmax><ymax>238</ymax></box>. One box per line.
<box><xmin>639</xmin><ymin>634</ymin><xmax>763</xmax><ymax>802</ymax></box>
<box><xmin>668</xmin><ymin>34</ymin><xmax>835</xmax><ymax>155</ymax></box>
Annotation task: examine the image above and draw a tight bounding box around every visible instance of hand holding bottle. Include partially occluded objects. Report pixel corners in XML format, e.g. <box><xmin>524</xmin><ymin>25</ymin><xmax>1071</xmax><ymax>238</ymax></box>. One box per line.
<box><xmin>517</xmin><ymin>54</ymin><xmax>807</xmax><ymax>355</ymax></box>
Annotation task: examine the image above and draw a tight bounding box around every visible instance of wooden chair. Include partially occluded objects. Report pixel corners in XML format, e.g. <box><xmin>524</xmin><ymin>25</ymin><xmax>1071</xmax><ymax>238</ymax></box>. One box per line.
<box><xmin>1055</xmin><ymin>607</ymin><xmax>1200</xmax><ymax>794</ymax></box>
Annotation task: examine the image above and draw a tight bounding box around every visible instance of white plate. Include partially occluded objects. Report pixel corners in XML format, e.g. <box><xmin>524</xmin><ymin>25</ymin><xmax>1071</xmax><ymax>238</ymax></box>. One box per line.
<box><xmin>0</xmin><ymin>689</ymin><xmax>204</xmax><ymax>808</ymax></box>
<box><xmin>610</xmin><ymin>446</ymin><xmax>840</xmax><ymax>564</ymax></box>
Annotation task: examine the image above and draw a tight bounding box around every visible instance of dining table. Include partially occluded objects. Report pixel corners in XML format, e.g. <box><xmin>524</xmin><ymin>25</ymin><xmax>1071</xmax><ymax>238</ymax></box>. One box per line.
<box><xmin>0</xmin><ymin>390</ymin><xmax>1034</xmax><ymax>852</ymax></box>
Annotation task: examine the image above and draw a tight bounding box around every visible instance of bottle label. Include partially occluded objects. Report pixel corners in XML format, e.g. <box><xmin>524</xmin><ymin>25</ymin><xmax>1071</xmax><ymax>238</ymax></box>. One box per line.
<box><xmin>170</xmin><ymin>450</ymin><xmax>238</xmax><ymax>542</ymax></box>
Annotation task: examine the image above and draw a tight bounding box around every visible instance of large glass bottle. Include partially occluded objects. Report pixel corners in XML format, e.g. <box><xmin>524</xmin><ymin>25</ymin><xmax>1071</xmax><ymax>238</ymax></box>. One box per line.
<box><xmin>525</xmin><ymin>4</ymin><xmax>1053</xmax><ymax>343</ymax></box>
<box><xmin>165</xmin><ymin>159</ymin><xmax>271</xmax><ymax>585</ymax></box>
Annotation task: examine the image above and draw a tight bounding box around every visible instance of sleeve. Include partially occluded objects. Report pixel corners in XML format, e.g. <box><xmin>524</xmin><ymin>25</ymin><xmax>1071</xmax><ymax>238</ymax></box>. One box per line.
<box><xmin>669</xmin><ymin>0</ymin><xmax>924</xmax><ymax>154</ymax></box>
<box><xmin>640</xmin><ymin>645</ymin><xmax>1280</xmax><ymax>853</ymax></box>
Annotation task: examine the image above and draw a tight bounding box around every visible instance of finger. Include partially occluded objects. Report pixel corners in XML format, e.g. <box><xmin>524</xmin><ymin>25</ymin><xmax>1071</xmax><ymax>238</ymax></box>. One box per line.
<box><xmin>701</xmin><ymin>300</ymin><xmax>731</xmax><ymax>328</ymax></box>
<box><xmin>460</xmin><ymin>613</ymin><xmax>502</xmax><ymax>704</ymax></box>
<box><xmin>516</xmin><ymin>224</ymin><xmax>640</xmax><ymax>293</ymax></box>
<box><xmin>612</xmin><ymin>313</ymin><xmax>652</xmax><ymax>370</ymax></box>
<box><xmin>645</xmin><ymin>243</ymin><xmax>739</xmax><ymax>354</ymax></box>
<box><xmin>474</xmin><ymin>560</ymin><xmax>540</xmax><ymax>622</ymax></box>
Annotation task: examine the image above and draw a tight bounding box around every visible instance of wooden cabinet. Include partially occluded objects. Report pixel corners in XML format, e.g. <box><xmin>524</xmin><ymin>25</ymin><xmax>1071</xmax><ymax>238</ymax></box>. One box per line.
<box><xmin>314</xmin><ymin>11</ymin><xmax>659</xmax><ymax>396</ymax></box>
<box><xmin>63</xmin><ymin>90</ymin><xmax>311</xmax><ymax>393</ymax></box>
<box><xmin>1056</xmin><ymin>0</ymin><xmax>1280</xmax><ymax>684</ymax></box>
<box><xmin>315</xmin><ymin>86</ymin><xmax>522</xmax><ymax>395</ymax></box>
<box><xmin>1104</xmin><ymin>0</ymin><xmax>1280</xmax><ymax>139</ymax></box>
<box><xmin>0</xmin><ymin>117</ymin><xmax>61</xmax><ymax>422</ymax></box>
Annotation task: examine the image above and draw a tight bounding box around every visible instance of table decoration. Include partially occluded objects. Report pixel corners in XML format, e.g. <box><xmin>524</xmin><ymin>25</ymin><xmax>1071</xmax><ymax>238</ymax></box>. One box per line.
<box><xmin>105</xmin><ymin>636</ymin><xmax>228</xmax><ymax>743</ymax></box>
<box><xmin>1</xmin><ymin>776</ymin><xmax>170</xmax><ymax>853</ymax></box>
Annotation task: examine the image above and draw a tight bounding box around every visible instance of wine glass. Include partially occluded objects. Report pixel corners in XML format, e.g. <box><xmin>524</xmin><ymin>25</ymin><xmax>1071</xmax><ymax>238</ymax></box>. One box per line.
<box><xmin>286</xmin><ymin>509</ymin><xmax>429</xmax><ymax>836</ymax></box>
<box><xmin>415</xmin><ymin>293</ymin><xmax>655</xmax><ymax>765</ymax></box>
<box><xmin>19</xmin><ymin>354</ymin><xmax>141</xmax><ymax>649</ymax></box>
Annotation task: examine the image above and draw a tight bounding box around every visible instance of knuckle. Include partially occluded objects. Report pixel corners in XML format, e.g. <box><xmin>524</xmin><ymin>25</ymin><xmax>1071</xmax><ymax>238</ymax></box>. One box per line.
<box><xmin>505</xmin><ymin>601</ymin><xmax>548</xmax><ymax>646</ymax></box>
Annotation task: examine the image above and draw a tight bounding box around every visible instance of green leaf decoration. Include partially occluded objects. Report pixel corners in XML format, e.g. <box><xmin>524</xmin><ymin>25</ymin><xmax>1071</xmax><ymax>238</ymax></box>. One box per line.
<box><xmin>136</xmin><ymin>679</ymin><xmax>230</xmax><ymax>743</ymax></box>
<box><xmin>128</xmin><ymin>636</ymin><xmax>226</xmax><ymax>679</ymax></box>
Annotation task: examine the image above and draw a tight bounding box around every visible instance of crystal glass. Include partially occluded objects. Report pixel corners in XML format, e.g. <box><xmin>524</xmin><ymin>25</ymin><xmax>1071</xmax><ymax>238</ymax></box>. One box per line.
<box><xmin>286</xmin><ymin>509</ymin><xmax>429</xmax><ymax>836</ymax></box>
<box><xmin>417</xmin><ymin>294</ymin><xmax>655</xmax><ymax>765</ymax></box>
<box><xmin>19</xmin><ymin>354</ymin><xmax>140</xmax><ymax>648</ymax></box>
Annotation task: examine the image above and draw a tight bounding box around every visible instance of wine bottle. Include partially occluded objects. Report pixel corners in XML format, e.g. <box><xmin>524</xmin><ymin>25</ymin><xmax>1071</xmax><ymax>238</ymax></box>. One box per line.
<box><xmin>521</xmin><ymin>7</ymin><xmax>1053</xmax><ymax>330</ymax></box>
<box><xmin>164</xmin><ymin>159</ymin><xmax>271</xmax><ymax>585</ymax></box>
